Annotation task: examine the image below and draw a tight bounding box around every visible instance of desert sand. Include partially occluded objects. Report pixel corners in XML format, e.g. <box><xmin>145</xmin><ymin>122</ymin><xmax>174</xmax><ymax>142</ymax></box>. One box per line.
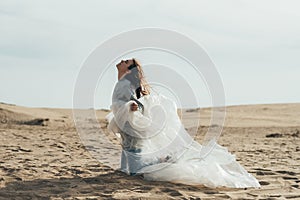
<box><xmin>0</xmin><ymin>101</ymin><xmax>299</xmax><ymax>199</ymax></box>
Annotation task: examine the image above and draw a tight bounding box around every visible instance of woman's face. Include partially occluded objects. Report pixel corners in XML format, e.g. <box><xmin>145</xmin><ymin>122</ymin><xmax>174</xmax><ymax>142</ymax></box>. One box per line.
<box><xmin>116</xmin><ymin>59</ymin><xmax>134</xmax><ymax>72</ymax></box>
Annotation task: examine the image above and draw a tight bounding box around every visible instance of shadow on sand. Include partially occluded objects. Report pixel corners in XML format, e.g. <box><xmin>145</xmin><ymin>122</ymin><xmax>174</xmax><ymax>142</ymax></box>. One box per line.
<box><xmin>0</xmin><ymin>170</ymin><xmax>225</xmax><ymax>199</ymax></box>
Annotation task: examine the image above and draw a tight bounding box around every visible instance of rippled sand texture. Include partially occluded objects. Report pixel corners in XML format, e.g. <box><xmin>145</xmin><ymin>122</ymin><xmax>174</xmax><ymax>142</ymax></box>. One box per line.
<box><xmin>0</xmin><ymin>102</ymin><xmax>299</xmax><ymax>199</ymax></box>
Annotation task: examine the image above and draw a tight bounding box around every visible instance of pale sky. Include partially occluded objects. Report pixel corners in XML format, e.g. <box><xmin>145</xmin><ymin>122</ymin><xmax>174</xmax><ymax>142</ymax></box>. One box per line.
<box><xmin>1</xmin><ymin>0</ymin><xmax>299</xmax><ymax>109</ymax></box>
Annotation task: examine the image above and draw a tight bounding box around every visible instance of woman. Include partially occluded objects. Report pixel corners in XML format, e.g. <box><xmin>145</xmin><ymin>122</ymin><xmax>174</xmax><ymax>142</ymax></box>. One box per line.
<box><xmin>106</xmin><ymin>58</ymin><xmax>260</xmax><ymax>188</ymax></box>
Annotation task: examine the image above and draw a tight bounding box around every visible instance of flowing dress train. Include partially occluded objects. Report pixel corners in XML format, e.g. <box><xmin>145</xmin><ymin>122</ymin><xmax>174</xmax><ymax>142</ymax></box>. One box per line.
<box><xmin>106</xmin><ymin>77</ymin><xmax>260</xmax><ymax>188</ymax></box>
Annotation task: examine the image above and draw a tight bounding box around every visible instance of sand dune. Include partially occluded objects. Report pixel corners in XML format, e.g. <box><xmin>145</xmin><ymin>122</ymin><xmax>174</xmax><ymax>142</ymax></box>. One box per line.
<box><xmin>0</xmin><ymin>102</ymin><xmax>299</xmax><ymax>199</ymax></box>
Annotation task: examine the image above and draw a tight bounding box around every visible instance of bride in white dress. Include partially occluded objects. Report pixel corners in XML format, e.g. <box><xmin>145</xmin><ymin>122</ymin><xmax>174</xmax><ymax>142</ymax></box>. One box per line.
<box><xmin>106</xmin><ymin>58</ymin><xmax>260</xmax><ymax>188</ymax></box>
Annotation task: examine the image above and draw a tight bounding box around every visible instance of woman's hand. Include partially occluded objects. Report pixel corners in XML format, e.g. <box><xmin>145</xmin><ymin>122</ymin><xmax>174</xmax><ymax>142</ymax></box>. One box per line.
<box><xmin>130</xmin><ymin>102</ymin><xmax>138</xmax><ymax>111</ymax></box>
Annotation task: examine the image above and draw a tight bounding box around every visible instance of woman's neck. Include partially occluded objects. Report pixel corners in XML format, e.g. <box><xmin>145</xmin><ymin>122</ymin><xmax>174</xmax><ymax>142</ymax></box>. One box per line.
<box><xmin>118</xmin><ymin>71</ymin><xmax>126</xmax><ymax>80</ymax></box>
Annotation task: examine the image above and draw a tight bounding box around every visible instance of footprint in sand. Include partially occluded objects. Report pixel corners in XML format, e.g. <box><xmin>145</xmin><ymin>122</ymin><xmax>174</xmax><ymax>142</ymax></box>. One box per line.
<box><xmin>259</xmin><ymin>181</ymin><xmax>270</xmax><ymax>185</ymax></box>
<box><xmin>282</xmin><ymin>176</ymin><xmax>298</xmax><ymax>180</ymax></box>
<box><xmin>160</xmin><ymin>188</ymin><xmax>184</xmax><ymax>197</ymax></box>
<box><xmin>256</xmin><ymin>171</ymin><xmax>276</xmax><ymax>175</ymax></box>
<box><xmin>203</xmin><ymin>189</ymin><xmax>220</xmax><ymax>195</ymax></box>
<box><xmin>276</xmin><ymin>170</ymin><xmax>296</xmax><ymax>176</ymax></box>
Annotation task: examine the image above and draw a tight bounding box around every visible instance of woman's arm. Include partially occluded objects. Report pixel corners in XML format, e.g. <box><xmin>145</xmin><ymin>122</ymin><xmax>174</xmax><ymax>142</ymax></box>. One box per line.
<box><xmin>110</xmin><ymin>80</ymin><xmax>139</xmax><ymax>129</ymax></box>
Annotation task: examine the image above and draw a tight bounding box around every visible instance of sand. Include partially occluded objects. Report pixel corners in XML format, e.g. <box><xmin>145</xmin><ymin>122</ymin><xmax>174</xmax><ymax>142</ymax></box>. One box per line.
<box><xmin>0</xmin><ymin>101</ymin><xmax>299</xmax><ymax>199</ymax></box>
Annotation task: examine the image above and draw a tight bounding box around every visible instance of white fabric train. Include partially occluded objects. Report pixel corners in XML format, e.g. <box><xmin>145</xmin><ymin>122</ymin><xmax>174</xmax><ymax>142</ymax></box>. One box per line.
<box><xmin>106</xmin><ymin>78</ymin><xmax>260</xmax><ymax>188</ymax></box>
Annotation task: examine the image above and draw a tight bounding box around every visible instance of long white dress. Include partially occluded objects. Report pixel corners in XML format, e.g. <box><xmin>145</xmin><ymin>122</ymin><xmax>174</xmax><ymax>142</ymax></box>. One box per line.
<box><xmin>106</xmin><ymin>76</ymin><xmax>261</xmax><ymax>188</ymax></box>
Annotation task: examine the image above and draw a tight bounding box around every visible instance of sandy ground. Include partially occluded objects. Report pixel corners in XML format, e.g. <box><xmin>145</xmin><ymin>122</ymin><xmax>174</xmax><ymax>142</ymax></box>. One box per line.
<box><xmin>0</xmin><ymin>102</ymin><xmax>299</xmax><ymax>199</ymax></box>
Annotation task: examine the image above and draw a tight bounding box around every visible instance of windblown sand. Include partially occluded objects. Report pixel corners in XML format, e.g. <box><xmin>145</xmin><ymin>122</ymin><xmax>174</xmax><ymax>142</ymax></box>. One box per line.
<box><xmin>0</xmin><ymin>102</ymin><xmax>299</xmax><ymax>199</ymax></box>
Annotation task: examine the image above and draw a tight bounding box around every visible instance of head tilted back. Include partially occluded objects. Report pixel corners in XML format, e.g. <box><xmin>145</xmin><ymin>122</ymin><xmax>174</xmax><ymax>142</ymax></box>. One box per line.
<box><xmin>125</xmin><ymin>58</ymin><xmax>150</xmax><ymax>99</ymax></box>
